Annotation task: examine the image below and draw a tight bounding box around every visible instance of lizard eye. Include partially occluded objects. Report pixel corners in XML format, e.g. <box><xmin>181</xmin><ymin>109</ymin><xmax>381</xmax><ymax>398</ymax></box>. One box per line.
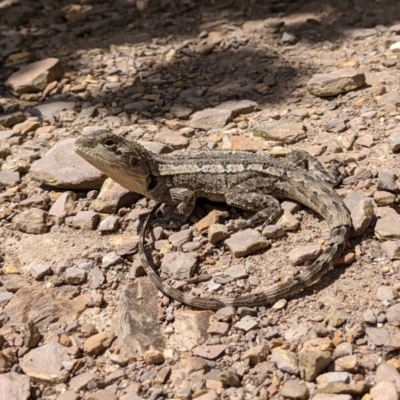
<box><xmin>103</xmin><ymin>138</ymin><xmax>116</xmax><ymax>148</ymax></box>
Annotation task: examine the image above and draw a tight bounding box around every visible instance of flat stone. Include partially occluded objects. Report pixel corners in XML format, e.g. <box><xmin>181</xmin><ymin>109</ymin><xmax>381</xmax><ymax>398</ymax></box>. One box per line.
<box><xmin>387</xmin><ymin>303</ymin><xmax>400</xmax><ymax>326</ymax></box>
<box><xmin>0</xmin><ymin>170</ymin><xmax>20</xmax><ymax>186</ymax></box>
<box><xmin>168</xmin><ymin>229</ymin><xmax>192</xmax><ymax>247</ymax></box>
<box><xmin>20</xmin><ymin>343</ymin><xmax>70</xmax><ymax>383</ymax></box>
<box><xmin>375</xmin><ymin>208</ymin><xmax>400</xmax><ymax>240</ymax></box>
<box><xmin>351</xmin><ymin>28</ymin><xmax>376</xmax><ymax>39</ymax></box>
<box><xmin>102</xmin><ymin>252</ymin><xmax>123</xmax><ymax>269</ymax></box>
<box><xmin>334</xmin><ymin>355</ymin><xmax>358</xmax><ymax>373</ymax></box>
<box><xmin>384</xmin><ymin>332</ymin><xmax>400</xmax><ymax>352</ymax></box>
<box><xmin>289</xmin><ymin>245</ymin><xmax>322</xmax><ymax>265</ymax></box>
<box><xmin>170</xmin><ymin>104</ymin><xmax>193</xmax><ymax>119</ymax></box>
<box><xmin>31</xmin><ymin>138</ymin><xmax>106</xmax><ymax>189</ymax></box>
<box><xmin>316</xmin><ymin>372</ymin><xmax>352</xmax><ymax>386</ymax></box>
<box><xmin>224</xmin><ymin>264</ymin><xmax>248</xmax><ymax>280</ymax></box>
<box><xmin>366</xmin><ymin>327</ymin><xmax>389</xmax><ymax>346</ymax></box>
<box><xmin>378</xmin><ymin>92</ymin><xmax>400</xmax><ymax>107</ymax></box>
<box><xmin>57</xmin><ymin>391</ymin><xmax>80</xmax><ymax>400</ymax></box>
<box><xmin>0</xmin><ymin>292</ymin><xmax>13</xmax><ymax>305</ymax></box>
<box><xmin>253</xmin><ymin>120</ymin><xmax>307</xmax><ymax>144</ymax></box>
<box><xmin>65</xmin><ymin>267</ymin><xmax>87</xmax><ymax>285</ymax></box>
<box><xmin>312</xmin><ymin>395</ymin><xmax>351</xmax><ymax>400</ymax></box>
<box><xmin>0</xmin><ymin>274</ymin><xmax>29</xmax><ymax>293</ymax></box>
<box><xmin>224</xmin><ymin>229</ymin><xmax>270</xmax><ymax>257</ymax></box>
<box><xmin>281</xmin><ymin>31</ymin><xmax>297</xmax><ymax>44</ymax></box>
<box><xmin>307</xmin><ymin>68</ymin><xmax>365</xmax><ymax>97</ymax></box>
<box><xmin>69</xmin><ymin>372</ymin><xmax>96</xmax><ymax>392</ymax></box>
<box><xmin>98</xmin><ymin>215</ymin><xmax>120</xmax><ymax>232</ymax></box>
<box><xmin>113</xmin><ymin>279</ymin><xmax>165</xmax><ymax>358</ymax></box>
<box><xmin>90</xmin><ymin>178</ymin><xmax>139</xmax><ymax>213</ymax></box>
<box><xmin>221</xmin><ymin>136</ymin><xmax>269</xmax><ymax>151</ymax></box>
<box><xmin>271</xmin><ymin>347</ymin><xmax>300</xmax><ymax>375</ymax></box>
<box><xmin>33</xmin><ymin>101</ymin><xmax>75</xmax><ymax>119</ymax></box>
<box><xmin>193</xmin><ymin>344</ymin><xmax>227</xmax><ymax>360</ymax></box>
<box><xmin>124</xmin><ymin>100</ymin><xmax>155</xmax><ymax>113</ymax></box>
<box><xmin>161</xmin><ymin>251</ymin><xmax>197</xmax><ymax>280</ymax></box>
<box><xmin>374</xmin><ymin>190</ymin><xmax>396</xmax><ymax>206</ymax></box>
<box><xmin>376</xmin><ymin>363</ymin><xmax>400</xmax><ymax>392</ymax></box>
<box><xmin>376</xmin><ymin>286</ymin><xmax>396</xmax><ymax>301</ymax></box>
<box><xmin>109</xmin><ymin>235</ymin><xmax>139</xmax><ymax>257</ymax></box>
<box><xmin>370</xmin><ymin>381</ymin><xmax>398</xmax><ymax>400</ymax></box>
<box><xmin>87</xmin><ymin>390</ymin><xmax>117</xmax><ymax>400</ymax></box>
<box><xmin>233</xmin><ymin>316</ymin><xmax>258</xmax><ymax>332</ymax></box>
<box><xmin>343</xmin><ymin>191</ymin><xmax>374</xmax><ymax>237</ymax></box>
<box><xmin>153</xmin><ymin>130</ymin><xmax>189</xmax><ymax>149</ymax></box>
<box><xmin>0</xmin><ymin>372</ymin><xmax>30</xmax><ymax>400</ymax></box>
<box><xmin>329</xmin><ymin>311</ymin><xmax>350</xmax><ymax>328</ymax></box>
<box><xmin>72</xmin><ymin>211</ymin><xmax>100</xmax><ymax>230</ymax></box>
<box><xmin>382</xmin><ymin>241</ymin><xmax>400</xmax><ymax>260</ymax></box>
<box><xmin>262</xmin><ymin>224</ymin><xmax>286</xmax><ymax>239</ymax></box>
<box><xmin>195</xmin><ymin>210</ymin><xmax>229</xmax><ymax>232</ymax></box>
<box><xmin>0</xmin><ymin>112</ymin><xmax>26</xmax><ymax>128</ymax></box>
<box><xmin>207</xmin><ymin>321</ymin><xmax>230</xmax><ymax>336</ymax></box>
<box><xmin>190</xmin><ymin>108</ymin><xmax>232</xmax><ymax>130</ymax></box>
<box><xmin>280</xmin><ymin>379</ymin><xmax>309</xmax><ymax>400</ymax></box>
<box><xmin>215</xmin><ymin>99</ymin><xmax>258</xmax><ymax>116</ymax></box>
<box><xmin>6</xmin><ymin>58</ymin><xmax>64</xmax><ymax>95</ymax></box>
<box><xmin>12</xmin><ymin>209</ymin><xmax>48</xmax><ymax>234</ymax></box>
<box><xmin>83</xmin><ymin>332</ymin><xmax>115</xmax><ymax>356</ymax></box>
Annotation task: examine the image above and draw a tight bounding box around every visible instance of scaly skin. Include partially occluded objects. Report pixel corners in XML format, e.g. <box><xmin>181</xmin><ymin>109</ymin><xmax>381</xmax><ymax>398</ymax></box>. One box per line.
<box><xmin>75</xmin><ymin>130</ymin><xmax>351</xmax><ymax>310</ymax></box>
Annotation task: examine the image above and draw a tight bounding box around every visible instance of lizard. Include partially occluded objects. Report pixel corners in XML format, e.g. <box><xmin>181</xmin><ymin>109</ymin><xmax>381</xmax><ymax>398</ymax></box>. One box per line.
<box><xmin>74</xmin><ymin>129</ymin><xmax>351</xmax><ymax>310</ymax></box>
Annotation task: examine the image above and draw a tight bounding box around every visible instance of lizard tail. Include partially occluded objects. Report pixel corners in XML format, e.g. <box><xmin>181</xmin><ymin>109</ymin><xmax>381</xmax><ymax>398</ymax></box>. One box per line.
<box><xmin>139</xmin><ymin>207</ymin><xmax>351</xmax><ymax>310</ymax></box>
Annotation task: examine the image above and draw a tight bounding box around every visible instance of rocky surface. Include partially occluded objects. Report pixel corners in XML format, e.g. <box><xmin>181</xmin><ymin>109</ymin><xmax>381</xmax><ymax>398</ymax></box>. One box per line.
<box><xmin>1</xmin><ymin>0</ymin><xmax>400</xmax><ymax>399</ymax></box>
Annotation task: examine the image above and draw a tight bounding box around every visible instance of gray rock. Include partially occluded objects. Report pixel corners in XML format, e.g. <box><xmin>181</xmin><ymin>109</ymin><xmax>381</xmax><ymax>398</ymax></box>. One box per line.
<box><xmin>168</xmin><ymin>229</ymin><xmax>192</xmax><ymax>247</ymax></box>
<box><xmin>289</xmin><ymin>245</ymin><xmax>322</xmax><ymax>265</ymax></box>
<box><xmin>387</xmin><ymin>303</ymin><xmax>400</xmax><ymax>326</ymax></box>
<box><xmin>153</xmin><ymin>130</ymin><xmax>189</xmax><ymax>150</ymax></box>
<box><xmin>90</xmin><ymin>178</ymin><xmax>139</xmax><ymax>213</ymax></box>
<box><xmin>102</xmin><ymin>252</ymin><xmax>123</xmax><ymax>269</ymax></box>
<box><xmin>30</xmin><ymin>139</ymin><xmax>106</xmax><ymax>189</ymax></box>
<box><xmin>299</xmin><ymin>350</ymin><xmax>333</xmax><ymax>381</ymax></box>
<box><xmin>376</xmin><ymin>363</ymin><xmax>400</xmax><ymax>392</ymax></box>
<box><xmin>376</xmin><ymin>286</ymin><xmax>396</xmax><ymax>301</ymax></box>
<box><xmin>33</xmin><ymin>101</ymin><xmax>75</xmax><ymax>119</ymax></box>
<box><xmin>170</xmin><ymin>104</ymin><xmax>193</xmax><ymax>119</ymax></box>
<box><xmin>0</xmin><ymin>372</ymin><xmax>30</xmax><ymax>400</ymax></box>
<box><xmin>72</xmin><ymin>211</ymin><xmax>100</xmax><ymax>230</ymax></box>
<box><xmin>161</xmin><ymin>251</ymin><xmax>197</xmax><ymax>279</ymax></box>
<box><xmin>375</xmin><ymin>209</ymin><xmax>400</xmax><ymax>240</ymax></box>
<box><xmin>343</xmin><ymin>192</ymin><xmax>374</xmax><ymax>237</ymax></box>
<box><xmin>366</xmin><ymin>327</ymin><xmax>389</xmax><ymax>346</ymax></box>
<box><xmin>387</xmin><ymin>131</ymin><xmax>400</xmax><ymax>152</ymax></box>
<box><xmin>0</xmin><ymin>170</ymin><xmax>20</xmax><ymax>186</ymax></box>
<box><xmin>224</xmin><ymin>229</ymin><xmax>270</xmax><ymax>257</ymax></box>
<box><xmin>233</xmin><ymin>316</ymin><xmax>258</xmax><ymax>332</ymax></box>
<box><xmin>281</xmin><ymin>31</ymin><xmax>297</xmax><ymax>44</ymax></box>
<box><xmin>370</xmin><ymin>380</ymin><xmax>398</xmax><ymax>400</ymax></box>
<box><xmin>0</xmin><ymin>112</ymin><xmax>26</xmax><ymax>128</ymax></box>
<box><xmin>363</xmin><ymin>309</ymin><xmax>377</xmax><ymax>324</ymax></box>
<box><xmin>6</xmin><ymin>58</ymin><xmax>64</xmax><ymax>95</ymax></box>
<box><xmin>377</xmin><ymin>169</ymin><xmax>399</xmax><ymax>193</ymax></box>
<box><xmin>378</xmin><ymin>92</ymin><xmax>400</xmax><ymax>107</ymax></box>
<box><xmin>382</xmin><ymin>241</ymin><xmax>400</xmax><ymax>260</ymax></box>
<box><xmin>208</xmin><ymin>223</ymin><xmax>229</xmax><ymax>244</ymax></box>
<box><xmin>215</xmin><ymin>99</ymin><xmax>258</xmax><ymax>117</ymax></box>
<box><xmin>224</xmin><ymin>264</ymin><xmax>248</xmax><ymax>280</ymax></box>
<box><xmin>0</xmin><ymin>292</ymin><xmax>13</xmax><ymax>305</ymax></box>
<box><xmin>316</xmin><ymin>372</ymin><xmax>352</xmax><ymax>386</ymax></box>
<box><xmin>253</xmin><ymin>119</ymin><xmax>307</xmax><ymax>144</ymax></box>
<box><xmin>20</xmin><ymin>343</ymin><xmax>70</xmax><ymax>383</ymax></box>
<box><xmin>351</xmin><ymin>28</ymin><xmax>376</xmax><ymax>39</ymax></box>
<box><xmin>190</xmin><ymin>108</ymin><xmax>232</xmax><ymax>130</ymax></box>
<box><xmin>65</xmin><ymin>267</ymin><xmax>87</xmax><ymax>285</ymax></box>
<box><xmin>98</xmin><ymin>215</ymin><xmax>120</xmax><ymax>232</ymax></box>
<box><xmin>30</xmin><ymin>264</ymin><xmax>52</xmax><ymax>280</ymax></box>
<box><xmin>69</xmin><ymin>372</ymin><xmax>96</xmax><ymax>392</ymax></box>
<box><xmin>307</xmin><ymin>68</ymin><xmax>365</xmax><ymax>97</ymax></box>
<box><xmin>271</xmin><ymin>347</ymin><xmax>300</xmax><ymax>375</ymax></box>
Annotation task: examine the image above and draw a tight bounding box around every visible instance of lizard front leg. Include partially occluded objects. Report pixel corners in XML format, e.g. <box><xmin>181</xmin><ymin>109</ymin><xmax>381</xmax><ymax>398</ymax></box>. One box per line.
<box><xmin>157</xmin><ymin>188</ymin><xmax>196</xmax><ymax>229</ymax></box>
<box><xmin>225</xmin><ymin>179</ymin><xmax>282</xmax><ymax>231</ymax></box>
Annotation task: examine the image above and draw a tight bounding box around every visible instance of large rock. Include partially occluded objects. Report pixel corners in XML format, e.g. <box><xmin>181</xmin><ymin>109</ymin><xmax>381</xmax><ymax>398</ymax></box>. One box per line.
<box><xmin>375</xmin><ymin>208</ymin><xmax>400</xmax><ymax>240</ymax></box>
<box><xmin>20</xmin><ymin>343</ymin><xmax>70</xmax><ymax>383</ymax></box>
<box><xmin>113</xmin><ymin>279</ymin><xmax>166</xmax><ymax>358</ymax></box>
<box><xmin>6</xmin><ymin>58</ymin><xmax>64</xmax><ymax>95</ymax></box>
<box><xmin>30</xmin><ymin>139</ymin><xmax>106</xmax><ymax>189</ymax></box>
<box><xmin>307</xmin><ymin>68</ymin><xmax>365</xmax><ymax>97</ymax></box>
<box><xmin>190</xmin><ymin>108</ymin><xmax>232</xmax><ymax>130</ymax></box>
<box><xmin>253</xmin><ymin>120</ymin><xmax>307</xmax><ymax>144</ymax></box>
<box><xmin>0</xmin><ymin>372</ymin><xmax>30</xmax><ymax>400</ymax></box>
<box><xmin>33</xmin><ymin>101</ymin><xmax>75</xmax><ymax>119</ymax></box>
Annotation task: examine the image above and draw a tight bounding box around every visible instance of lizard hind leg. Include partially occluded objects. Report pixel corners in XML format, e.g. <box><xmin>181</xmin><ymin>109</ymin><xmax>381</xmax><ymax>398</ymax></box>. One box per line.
<box><xmin>225</xmin><ymin>185</ymin><xmax>282</xmax><ymax>231</ymax></box>
<box><xmin>285</xmin><ymin>149</ymin><xmax>344</xmax><ymax>186</ymax></box>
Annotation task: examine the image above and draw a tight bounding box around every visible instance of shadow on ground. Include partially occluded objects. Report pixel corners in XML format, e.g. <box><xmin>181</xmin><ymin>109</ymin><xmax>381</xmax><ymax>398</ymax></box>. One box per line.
<box><xmin>0</xmin><ymin>0</ymin><xmax>399</xmax><ymax>115</ymax></box>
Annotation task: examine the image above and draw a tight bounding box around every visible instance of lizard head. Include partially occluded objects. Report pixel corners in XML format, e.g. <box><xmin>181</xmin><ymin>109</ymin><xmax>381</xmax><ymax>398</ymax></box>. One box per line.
<box><xmin>74</xmin><ymin>130</ymin><xmax>152</xmax><ymax>195</ymax></box>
